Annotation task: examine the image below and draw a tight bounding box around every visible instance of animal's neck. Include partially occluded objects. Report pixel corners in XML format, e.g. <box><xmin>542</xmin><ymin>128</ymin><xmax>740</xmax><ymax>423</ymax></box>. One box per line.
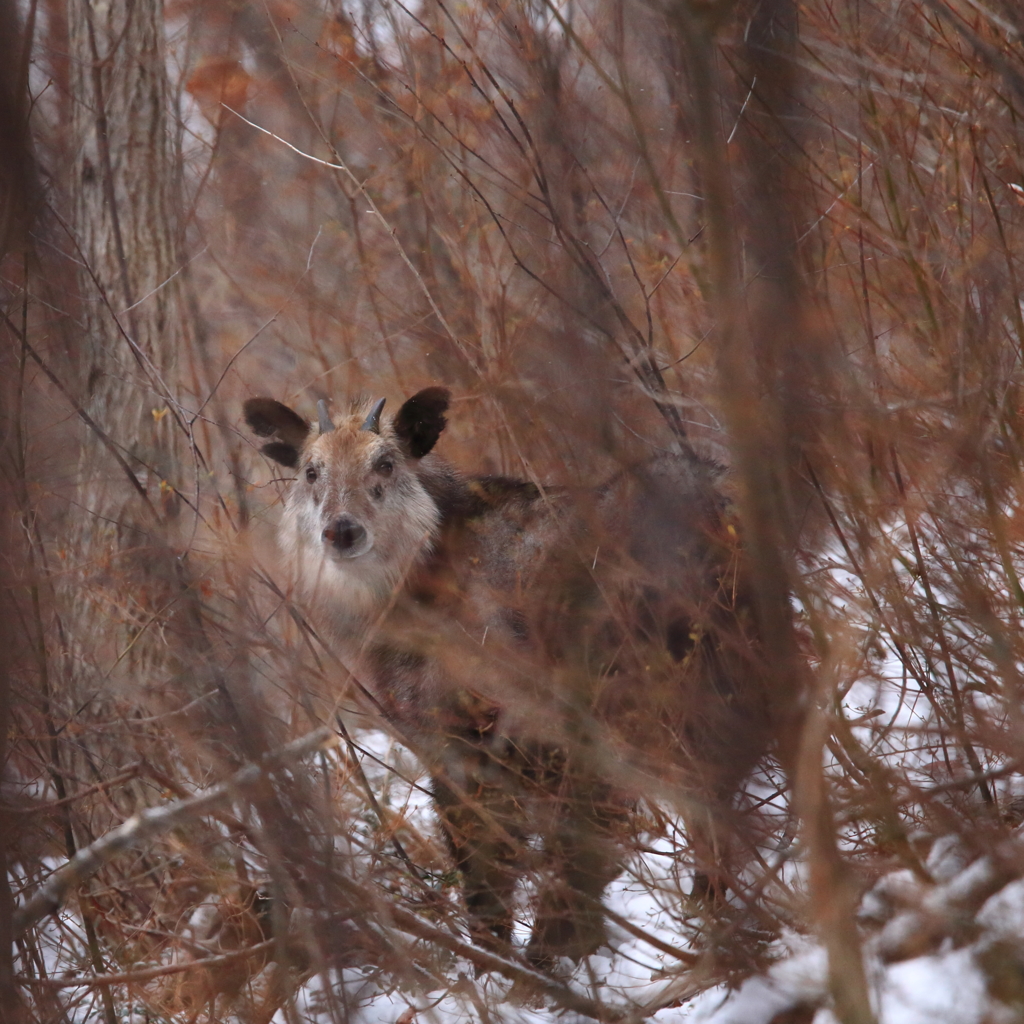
<box><xmin>414</xmin><ymin>456</ymin><xmax>477</xmax><ymax>526</ymax></box>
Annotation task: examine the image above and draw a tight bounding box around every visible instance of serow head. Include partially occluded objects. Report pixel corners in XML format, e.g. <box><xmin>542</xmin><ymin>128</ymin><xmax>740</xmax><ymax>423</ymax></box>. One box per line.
<box><xmin>244</xmin><ymin>387</ymin><xmax>450</xmax><ymax>567</ymax></box>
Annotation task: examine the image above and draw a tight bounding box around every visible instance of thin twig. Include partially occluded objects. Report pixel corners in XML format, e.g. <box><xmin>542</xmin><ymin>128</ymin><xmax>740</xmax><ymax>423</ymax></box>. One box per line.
<box><xmin>13</xmin><ymin>727</ymin><xmax>338</xmax><ymax>938</ymax></box>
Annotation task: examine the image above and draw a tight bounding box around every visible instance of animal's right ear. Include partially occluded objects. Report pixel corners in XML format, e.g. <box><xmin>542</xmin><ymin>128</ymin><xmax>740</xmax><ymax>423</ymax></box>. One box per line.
<box><xmin>243</xmin><ymin>398</ymin><xmax>310</xmax><ymax>469</ymax></box>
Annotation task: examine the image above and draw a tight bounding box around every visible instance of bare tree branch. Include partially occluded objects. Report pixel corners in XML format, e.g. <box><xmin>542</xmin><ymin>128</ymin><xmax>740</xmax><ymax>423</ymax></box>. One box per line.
<box><xmin>13</xmin><ymin>727</ymin><xmax>337</xmax><ymax>939</ymax></box>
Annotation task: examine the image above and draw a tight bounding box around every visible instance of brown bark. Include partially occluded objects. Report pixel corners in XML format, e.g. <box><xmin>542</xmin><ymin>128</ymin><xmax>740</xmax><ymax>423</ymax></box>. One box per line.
<box><xmin>68</xmin><ymin>0</ymin><xmax>185</xmax><ymax>496</ymax></box>
<box><xmin>0</xmin><ymin>2</ymin><xmax>36</xmax><ymax>1019</ymax></box>
<box><xmin>49</xmin><ymin>6</ymin><xmax>188</xmax><ymax>1016</ymax></box>
<box><xmin>63</xmin><ymin>0</ymin><xmax>191</xmax><ymax>698</ymax></box>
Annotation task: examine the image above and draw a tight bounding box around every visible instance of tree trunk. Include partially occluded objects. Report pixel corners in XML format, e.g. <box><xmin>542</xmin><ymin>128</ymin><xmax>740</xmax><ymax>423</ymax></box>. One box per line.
<box><xmin>62</xmin><ymin>7</ymin><xmax>186</xmax><ymax>1004</ymax></box>
<box><xmin>68</xmin><ymin>0</ymin><xmax>185</xmax><ymax>505</ymax></box>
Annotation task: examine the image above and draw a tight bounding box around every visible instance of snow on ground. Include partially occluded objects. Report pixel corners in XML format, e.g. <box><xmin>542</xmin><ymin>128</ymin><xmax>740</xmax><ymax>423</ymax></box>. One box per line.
<box><xmin>14</xmin><ymin>727</ymin><xmax>1024</xmax><ymax>1023</ymax></box>
<box><xmin>267</xmin><ymin>732</ymin><xmax>1024</xmax><ymax>1024</ymax></box>
<box><xmin>269</xmin><ymin>858</ymin><xmax>1022</xmax><ymax>1024</ymax></box>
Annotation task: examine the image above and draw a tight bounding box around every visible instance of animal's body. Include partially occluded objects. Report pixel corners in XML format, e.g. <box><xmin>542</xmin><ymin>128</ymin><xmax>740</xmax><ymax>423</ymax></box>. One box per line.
<box><xmin>245</xmin><ymin>388</ymin><xmax>769</xmax><ymax>965</ymax></box>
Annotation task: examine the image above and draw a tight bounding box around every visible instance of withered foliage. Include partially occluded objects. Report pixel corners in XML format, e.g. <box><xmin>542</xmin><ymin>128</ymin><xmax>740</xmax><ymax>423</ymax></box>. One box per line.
<box><xmin>4</xmin><ymin>1</ymin><xmax>1024</xmax><ymax>1022</ymax></box>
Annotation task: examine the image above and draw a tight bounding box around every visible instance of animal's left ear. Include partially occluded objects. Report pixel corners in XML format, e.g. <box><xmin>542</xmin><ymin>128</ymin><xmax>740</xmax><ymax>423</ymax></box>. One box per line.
<box><xmin>393</xmin><ymin>387</ymin><xmax>451</xmax><ymax>459</ymax></box>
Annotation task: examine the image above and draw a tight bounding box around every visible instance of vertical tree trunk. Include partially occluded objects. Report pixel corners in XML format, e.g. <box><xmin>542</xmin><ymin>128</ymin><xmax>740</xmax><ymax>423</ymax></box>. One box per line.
<box><xmin>64</xmin><ymin>0</ymin><xmax>190</xmax><ymax>698</ymax></box>
<box><xmin>68</xmin><ymin>0</ymin><xmax>185</xmax><ymax>505</ymax></box>
<box><xmin>0</xmin><ymin>0</ymin><xmax>36</xmax><ymax>1014</ymax></box>
<box><xmin>61</xmin><ymin>8</ymin><xmax>185</xmax><ymax>1009</ymax></box>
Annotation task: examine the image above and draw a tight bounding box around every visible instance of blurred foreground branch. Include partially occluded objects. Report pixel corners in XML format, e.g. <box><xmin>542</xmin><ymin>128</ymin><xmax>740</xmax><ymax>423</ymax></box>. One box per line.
<box><xmin>876</xmin><ymin>846</ymin><xmax>1024</xmax><ymax>964</ymax></box>
<box><xmin>12</xmin><ymin>726</ymin><xmax>337</xmax><ymax>939</ymax></box>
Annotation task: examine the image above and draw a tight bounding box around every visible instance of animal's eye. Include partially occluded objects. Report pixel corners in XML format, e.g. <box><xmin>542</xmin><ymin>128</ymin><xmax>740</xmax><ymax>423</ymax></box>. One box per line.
<box><xmin>305</xmin><ymin>465</ymin><xmax>318</xmax><ymax>484</ymax></box>
<box><xmin>374</xmin><ymin>458</ymin><xmax>394</xmax><ymax>476</ymax></box>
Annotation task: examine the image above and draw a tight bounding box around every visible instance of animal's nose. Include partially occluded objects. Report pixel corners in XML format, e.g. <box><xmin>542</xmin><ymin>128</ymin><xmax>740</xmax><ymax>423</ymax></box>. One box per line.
<box><xmin>323</xmin><ymin>516</ymin><xmax>366</xmax><ymax>553</ymax></box>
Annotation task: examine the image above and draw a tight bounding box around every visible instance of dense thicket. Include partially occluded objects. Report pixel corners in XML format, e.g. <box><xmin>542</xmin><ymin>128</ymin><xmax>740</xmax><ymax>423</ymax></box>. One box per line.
<box><xmin>4</xmin><ymin>1</ymin><xmax>1024</xmax><ymax>1022</ymax></box>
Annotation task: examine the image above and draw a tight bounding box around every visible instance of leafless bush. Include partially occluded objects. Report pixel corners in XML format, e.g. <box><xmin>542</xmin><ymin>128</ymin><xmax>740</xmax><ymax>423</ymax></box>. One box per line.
<box><xmin>5</xmin><ymin>1</ymin><xmax>1024</xmax><ymax>1022</ymax></box>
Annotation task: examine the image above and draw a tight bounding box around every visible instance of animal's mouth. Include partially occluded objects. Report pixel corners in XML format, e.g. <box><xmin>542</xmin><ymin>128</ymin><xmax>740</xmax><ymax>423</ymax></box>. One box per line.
<box><xmin>322</xmin><ymin>515</ymin><xmax>374</xmax><ymax>559</ymax></box>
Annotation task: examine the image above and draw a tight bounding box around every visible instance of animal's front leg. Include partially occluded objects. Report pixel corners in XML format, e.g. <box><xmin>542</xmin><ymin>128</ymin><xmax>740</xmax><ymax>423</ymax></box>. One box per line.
<box><xmin>432</xmin><ymin>742</ymin><xmax>527</xmax><ymax>956</ymax></box>
<box><xmin>527</xmin><ymin>779</ymin><xmax>625</xmax><ymax>969</ymax></box>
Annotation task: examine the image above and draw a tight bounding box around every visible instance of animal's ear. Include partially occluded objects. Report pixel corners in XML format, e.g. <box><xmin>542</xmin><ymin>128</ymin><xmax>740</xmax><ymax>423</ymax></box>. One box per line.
<box><xmin>393</xmin><ymin>387</ymin><xmax>451</xmax><ymax>459</ymax></box>
<box><xmin>244</xmin><ymin>398</ymin><xmax>310</xmax><ymax>468</ymax></box>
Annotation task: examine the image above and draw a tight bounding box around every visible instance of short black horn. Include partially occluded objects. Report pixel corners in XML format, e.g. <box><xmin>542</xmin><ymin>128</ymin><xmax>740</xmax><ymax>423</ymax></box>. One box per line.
<box><xmin>361</xmin><ymin>397</ymin><xmax>386</xmax><ymax>434</ymax></box>
<box><xmin>317</xmin><ymin>400</ymin><xmax>335</xmax><ymax>435</ymax></box>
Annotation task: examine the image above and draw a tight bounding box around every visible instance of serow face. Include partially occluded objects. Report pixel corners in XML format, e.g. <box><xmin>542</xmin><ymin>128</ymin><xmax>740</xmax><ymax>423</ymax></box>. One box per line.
<box><xmin>244</xmin><ymin>388</ymin><xmax>450</xmax><ymax>591</ymax></box>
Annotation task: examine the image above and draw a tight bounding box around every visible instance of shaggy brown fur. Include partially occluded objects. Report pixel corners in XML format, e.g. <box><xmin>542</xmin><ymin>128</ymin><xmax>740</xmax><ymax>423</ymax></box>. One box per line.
<box><xmin>245</xmin><ymin>388</ymin><xmax>771</xmax><ymax>966</ymax></box>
